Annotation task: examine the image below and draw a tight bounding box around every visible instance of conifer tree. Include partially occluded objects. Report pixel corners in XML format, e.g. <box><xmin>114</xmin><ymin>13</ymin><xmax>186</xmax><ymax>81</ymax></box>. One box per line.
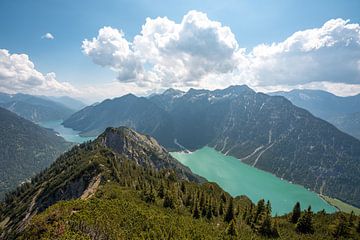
<box><xmin>266</xmin><ymin>200</ymin><xmax>272</xmax><ymax>215</ymax></box>
<box><xmin>206</xmin><ymin>201</ymin><xmax>213</xmax><ymax>220</ymax></box>
<box><xmin>163</xmin><ymin>192</ymin><xmax>175</xmax><ymax>209</ymax></box>
<box><xmin>272</xmin><ymin>218</ymin><xmax>280</xmax><ymax>238</ymax></box>
<box><xmin>212</xmin><ymin>203</ymin><xmax>218</xmax><ymax>217</ymax></box>
<box><xmin>259</xmin><ymin>214</ymin><xmax>273</xmax><ymax>237</ymax></box>
<box><xmin>242</xmin><ymin>207</ymin><xmax>248</xmax><ymax>221</ymax></box>
<box><xmin>219</xmin><ymin>201</ymin><xmax>224</xmax><ymax>216</ymax></box>
<box><xmin>224</xmin><ymin>198</ymin><xmax>235</xmax><ymax>223</ymax></box>
<box><xmin>235</xmin><ymin>204</ymin><xmax>241</xmax><ymax>217</ymax></box>
<box><xmin>201</xmin><ymin>203</ymin><xmax>207</xmax><ymax>217</ymax></box>
<box><xmin>193</xmin><ymin>202</ymin><xmax>200</xmax><ymax>219</ymax></box>
<box><xmin>290</xmin><ymin>202</ymin><xmax>301</xmax><ymax>224</ymax></box>
<box><xmin>158</xmin><ymin>183</ymin><xmax>165</xmax><ymax>199</ymax></box>
<box><xmin>332</xmin><ymin>214</ymin><xmax>351</xmax><ymax>238</ymax></box>
<box><xmin>348</xmin><ymin>211</ymin><xmax>355</xmax><ymax>228</ymax></box>
<box><xmin>357</xmin><ymin>219</ymin><xmax>360</xmax><ymax>233</ymax></box>
<box><xmin>180</xmin><ymin>181</ymin><xmax>186</xmax><ymax>193</ymax></box>
<box><xmin>199</xmin><ymin>192</ymin><xmax>205</xmax><ymax>209</ymax></box>
<box><xmin>225</xmin><ymin>220</ymin><xmax>238</xmax><ymax>236</ymax></box>
<box><xmin>254</xmin><ymin>199</ymin><xmax>265</xmax><ymax>224</ymax></box>
<box><xmin>296</xmin><ymin>206</ymin><xmax>314</xmax><ymax>234</ymax></box>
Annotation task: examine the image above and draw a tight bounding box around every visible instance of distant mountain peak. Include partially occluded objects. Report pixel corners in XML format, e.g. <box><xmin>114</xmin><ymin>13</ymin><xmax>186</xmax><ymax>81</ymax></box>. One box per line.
<box><xmin>221</xmin><ymin>85</ymin><xmax>254</xmax><ymax>94</ymax></box>
<box><xmin>162</xmin><ymin>88</ymin><xmax>184</xmax><ymax>96</ymax></box>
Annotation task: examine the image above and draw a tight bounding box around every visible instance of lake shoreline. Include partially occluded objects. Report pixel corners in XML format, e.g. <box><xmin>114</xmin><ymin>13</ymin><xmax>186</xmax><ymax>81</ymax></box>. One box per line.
<box><xmin>171</xmin><ymin>146</ymin><xmax>336</xmax><ymax>216</ymax></box>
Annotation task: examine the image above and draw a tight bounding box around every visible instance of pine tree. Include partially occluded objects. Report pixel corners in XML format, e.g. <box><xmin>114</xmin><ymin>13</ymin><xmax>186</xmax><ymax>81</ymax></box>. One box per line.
<box><xmin>224</xmin><ymin>198</ymin><xmax>235</xmax><ymax>223</ymax></box>
<box><xmin>290</xmin><ymin>202</ymin><xmax>301</xmax><ymax>224</ymax></box>
<box><xmin>201</xmin><ymin>203</ymin><xmax>207</xmax><ymax>217</ymax></box>
<box><xmin>199</xmin><ymin>192</ymin><xmax>205</xmax><ymax>209</ymax></box>
<box><xmin>163</xmin><ymin>192</ymin><xmax>175</xmax><ymax>209</ymax></box>
<box><xmin>158</xmin><ymin>183</ymin><xmax>165</xmax><ymax>199</ymax></box>
<box><xmin>259</xmin><ymin>214</ymin><xmax>272</xmax><ymax>236</ymax></box>
<box><xmin>357</xmin><ymin>219</ymin><xmax>360</xmax><ymax>233</ymax></box>
<box><xmin>235</xmin><ymin>204</ymin><xmax>241</xmax><ymax>217</ymax></box>
<box><xmin>193</xmin><ymin>202</ymin><xmax>200</xmax><ymax>219</ymax></box>
<box><xmin>219</xmin><ymin>201</ymin><xmax>224</xmax><ymax>216</ymax></box>
<box><xmin>180</xmin><ymin>181</ymin><xmax>186</xmax><ymax>193</ymax></box>
<box><xmin>332</xmin><ymin>214</ymin><xmax>351</xmax><ymax>238</ymax></box>
<box><xmin>348</xmin><ymin>211</ymin><xmax>355</xmax><ymax>228</ymax></box>
<box><xmin>225</xmin><ymin>219</ymin><xmax>238</xmax><ymax>236</ymax></box>
<box><xmin>272</xmin><ymin>218</ymin><xmax>280</xmax><ymax>238</ymax></box>
<box><xmin>296</xmin><ymin>206</ymin><xmax>314</xmax><ymax>234</ymax></box>
<box><xmin>206</xmin><ymin>201</ymin><xmax>213</xmax><ymax>220</ymax></box>
<box><xmin>242</xmin><ymin>207</ymin><xmax>248</xmax><ymax>221</ymax></box>
<box><xmin>254</xmin><ymin>199</ymin><xmax>265</xmax><ymax>224</ymax></box>
<box><xmin>266</xmin><ymin>200</ymin><xmax>272</xmax><ymax>215</ymax></box>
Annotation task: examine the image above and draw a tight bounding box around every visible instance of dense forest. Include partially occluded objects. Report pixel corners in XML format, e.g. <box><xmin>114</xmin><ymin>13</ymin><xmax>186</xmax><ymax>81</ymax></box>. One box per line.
<box><xmin>0</xmin><ymin>107</ymin><xmax>71</xmax><ymax>199</ymax></box>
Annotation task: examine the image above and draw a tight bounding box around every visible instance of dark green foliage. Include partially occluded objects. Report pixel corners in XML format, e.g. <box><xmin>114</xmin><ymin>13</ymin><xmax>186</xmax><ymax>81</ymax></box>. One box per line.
<box><xmin>290</xmin><ymin>202</ymin><xmax>301</xmax><ymax>224</ymax></box>
<box><xmin>331</xmin><ymin>214</ymin><xmax>352</xmax><ymax>238</ymax></box>
<box><xmin>158</xmin><ymin>183</ymin><xmax>165</xmax><ymax>199</ymax></box>
<box><xmin>206</xmin><ymin>201</ymin><xmax>213</xmax><ymax>220</ymax></box>
<box><xmin>254</xmin><ymin>199</ymin><xmax>265</xmax><ymax>224</ymax></box>
<box><xmin>296</xmin><ymin>206</ymin><xmax>314</xmax><ymax>234</ymax></box>
<box><xmin>225</xmin><ymin>220</ymin><xmax>238</xmax><ymax>236</ymax></box>
<box><xmin>259</xmin><ymin>215</ymin><xmax>272</xmax><ymax>237</ymax></box>
<box><xmin>163</xmin><ymin>192</ymin><xmax>175</xmax><ymax>209</ymax></box>
<box><xmin>266</xmin><ymin>200</ymin><xmax>272</xmax><ymax>215</ymax></box>
<box><xmin>219</xmin><ymin>201</ymin><xmax>224</xmax><ymax>216</ymax></box>
<box><xmin>193</xmin><ymin>203</ymin><xmax>200</xmax><ymax>219</ymax></box>
<box><xmin>0</xmin><ymin>107</ymin><xmax>71</xmax><ymax>199</ymax></box>
<box><xmin>224</xmin><ymin>198</ymin><xmax>235</xmax><ymax>223</ymax></box>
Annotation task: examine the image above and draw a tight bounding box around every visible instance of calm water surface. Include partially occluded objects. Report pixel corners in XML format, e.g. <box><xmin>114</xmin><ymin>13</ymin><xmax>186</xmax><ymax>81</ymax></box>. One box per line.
<box><xmin>171</xmin><ymin>146</ymin><xmax>336</xmax><ymax>215</ymax></box>
<box><xmin>38</xmin><ymin>120</ymin><xmax>96</xmax><ymax>143</ymax></box>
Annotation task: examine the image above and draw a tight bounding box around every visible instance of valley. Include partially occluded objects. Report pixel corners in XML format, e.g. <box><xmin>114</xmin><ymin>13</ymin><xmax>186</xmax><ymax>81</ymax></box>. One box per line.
<box><xmin>38</xmin><ymin>120</ymin><xmax>96</xmax><ymax>143</ymax></box>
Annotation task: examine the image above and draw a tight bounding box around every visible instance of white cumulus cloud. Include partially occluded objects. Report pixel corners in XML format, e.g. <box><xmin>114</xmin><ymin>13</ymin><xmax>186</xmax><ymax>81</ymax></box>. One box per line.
<box><xmin>82</xmin><ymin>12</ymin><xmax>360</xmax><ymax>96</ymax></box>
<box><xmin>41</xmin><ymin>32</ymin><xmax>54</xmax><ymax>40</ymax></box>
<box><xmin>250</xmin><ymin>18</ymin><xmax>360</xmax><ymax>88</ymax></box>
<box><xmin>82</xmin><ymin>11</ymin><xmax>245</xmax><ymax>89</ymax></box>
<box><xmin>0</xmin><ymin>49</ymin><xmax>78</xmax><ymax>96</ymax></box>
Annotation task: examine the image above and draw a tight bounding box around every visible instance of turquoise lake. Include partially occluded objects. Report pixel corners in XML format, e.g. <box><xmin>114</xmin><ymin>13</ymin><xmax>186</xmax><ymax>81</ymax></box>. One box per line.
<box><xmin>171</xmin><ymin>146</ymin><xmax>337</xmax><ymax>216</ymax></box>
<box><xmin>38</xmin><ymin>120</ymin><xmax>96</xmax><ymax>143</ymax></box>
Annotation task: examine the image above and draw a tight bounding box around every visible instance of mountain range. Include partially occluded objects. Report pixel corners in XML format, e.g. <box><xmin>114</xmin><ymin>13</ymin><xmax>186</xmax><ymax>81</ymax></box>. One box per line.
<box><xmin>63</xmin><ymin>85</ymin><xmax>360</xmax><ymax>208</ymax></box>
<box><xmin>0</xmin><ymin>107</ymin><xmax>71</xmax><ymax>200</ymax></box>
<box><xmin>270</xmin><ymin>89</ymin><xmax>360</xmax><ymax>140</ymax></box>
<box><xmin>1</xmin><ymin>127</ymin><xmax>357</xmax><ymax>239</ymax></box>
<box><xmin>0</xmin><ymin>92</ymin><xmax>84</xmax><ymax>123</ymax></box>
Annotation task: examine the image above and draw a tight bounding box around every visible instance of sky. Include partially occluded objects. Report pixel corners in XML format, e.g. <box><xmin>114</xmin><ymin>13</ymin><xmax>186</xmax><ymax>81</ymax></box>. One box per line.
<box><xmin>0</xmin><ymin>0</ymin><xmax>359</xmax><ymax>102</ymax></box>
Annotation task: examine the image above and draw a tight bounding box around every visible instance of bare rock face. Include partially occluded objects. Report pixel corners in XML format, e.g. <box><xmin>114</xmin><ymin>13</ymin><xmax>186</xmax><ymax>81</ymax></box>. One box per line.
<box><xmin>99</xmin><ymin>127</ymin><xmax>204</xmax><ymax>183</ymax></box>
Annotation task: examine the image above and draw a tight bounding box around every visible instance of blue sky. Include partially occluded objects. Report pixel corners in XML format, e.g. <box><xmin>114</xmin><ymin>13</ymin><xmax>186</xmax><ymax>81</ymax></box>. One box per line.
<box><xmin>0</xmin><ymin>0</ymin><xmax>359</xmax><ymax>102</ymax></box>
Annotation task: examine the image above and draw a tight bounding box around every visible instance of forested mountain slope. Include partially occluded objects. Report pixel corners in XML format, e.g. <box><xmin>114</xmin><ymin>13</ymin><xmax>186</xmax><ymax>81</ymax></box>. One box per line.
<box><xmin>0</xmin><ymin>107</ymin><xmax>71</xmax><ymax>199</ymax></box>
<box><xmin>63</xmin><ymin>86</ymin><xmax>360</xmax><ymax>207</ymax></box>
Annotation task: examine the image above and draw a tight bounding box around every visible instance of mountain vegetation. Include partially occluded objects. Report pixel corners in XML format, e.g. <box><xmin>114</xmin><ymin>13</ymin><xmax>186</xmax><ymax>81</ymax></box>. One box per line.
<box><xmin>270</xmin><ymin>89</ymin><xmax>360</xmax><ymax>139</ymax></box>
<box><xmin>63</xmin><ymin>85</ymin><xmax>360</xmax><ymax>208</ymax></box>
<box><xmin>1</xmin><ymin>127</ymin><xmax>359</xmax><ymax>239</ymax></box>
<box><xmin>0</xmin><ymin>92</ymin><xmax>76</xmax><ymax>122</ymax></box>
<box><xmin>0</xmin><ymin>107</ymin><xmax>71</xmax><ymax>200</ymax></box>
